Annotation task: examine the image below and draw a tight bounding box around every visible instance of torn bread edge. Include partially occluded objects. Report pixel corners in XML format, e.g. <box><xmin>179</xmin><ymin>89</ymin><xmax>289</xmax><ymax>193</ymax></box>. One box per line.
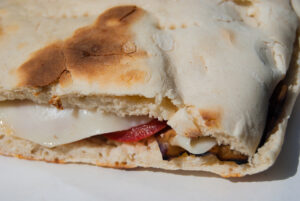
<box><xmin>0</xmin><ymin>35</ymin><xmax>299</xmax><ymax>178</ymax></box>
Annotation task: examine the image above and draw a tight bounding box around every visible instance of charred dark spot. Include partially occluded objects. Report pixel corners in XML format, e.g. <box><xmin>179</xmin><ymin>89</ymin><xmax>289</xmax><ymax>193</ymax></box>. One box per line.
<box><xmin>54</xmin><ymin>158</ymin><xmax>59</xmax><ymax>163</ymax></box>
<box><xmin>17</xmin><ymin>43</ymin><xmax>66</xmax><ymax>87</ymax></box>
<box><xmin>17</xmin><ymin>6</ymin><xmax>147</xmax><ymax>87</ymax></box>
<box><xmin>82</xmin><ymin>50</ymin><xmax>91</xmax><ymax>57</ymax></box>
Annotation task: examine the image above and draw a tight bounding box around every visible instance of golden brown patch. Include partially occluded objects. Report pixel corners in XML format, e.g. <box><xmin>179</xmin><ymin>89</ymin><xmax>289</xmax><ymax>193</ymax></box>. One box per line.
<box><xmin>49</xmin><ymin>95</ymin><xmax>64</xmax><ymax>110</ymax></box>
<box><xmin>169</xmin><ymin>25</ymin><xmax>176</xmax><ymax>30</ymax></box>
<box><xmin>156</xmin><ymin>24</ymin><xmax>165</xmax><ymax>30</ymax></box>
<box><xmin>17</xmin><ymin>6</ymin><xmax>147</xmax><ymax>88</ymax></box>
<box><xmin>119</xmin><ymin>70</ymin><xmax>147</xmax><ymax>86</ymax></box>
<box><xmin>221</xmin><ymin>173</ymin><xmax>242</xmax><ymax>178</ymax></box>
<box><xmin>96</xmin><ymin>162</ymin><xmax>136</xmax><ymax>169</ymax></box>
<box><xmin>63</xmin><ymin>5</ymin><xmax>146</xmax><ymax>82</ymax></box>
<box><xmin>33</xmin><ymin>91</ymin><xmax>41</xmax><ymax>96</ymax></box>
<box><xmin>17</xmin><ymin>43</ymin><xmax>66</xmax><ymax>87</ymax></box>
<box><xmin>199</xmin><ymin>109</ymin><xmax>222</xmax><ymax>128</ymax></box>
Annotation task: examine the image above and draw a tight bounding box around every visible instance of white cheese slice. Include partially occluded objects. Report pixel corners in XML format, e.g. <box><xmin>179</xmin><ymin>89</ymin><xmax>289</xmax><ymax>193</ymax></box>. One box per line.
<box><xmin>170</xmin><ymin>135</ymin><xmax>216</xmax><ymax>155</ymax></box>
<box><xmin>0</xmin><ymin>101</ymin><xmax>151</xmax><ymax>147</ymax></box>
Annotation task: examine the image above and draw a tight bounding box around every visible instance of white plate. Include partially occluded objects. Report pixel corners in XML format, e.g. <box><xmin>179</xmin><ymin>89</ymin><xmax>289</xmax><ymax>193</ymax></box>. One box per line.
<box><xmin>0</xmin><ymin>98</ymin><xmax>299</xmax><ymax>201</ymax></box>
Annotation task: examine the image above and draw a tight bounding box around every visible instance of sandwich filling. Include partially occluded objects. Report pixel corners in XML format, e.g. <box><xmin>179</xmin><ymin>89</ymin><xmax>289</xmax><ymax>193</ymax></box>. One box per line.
<box><xmin>0</xmin><ymin>101</ymin><xmax>219</xmax><ymax>157</ymax></box>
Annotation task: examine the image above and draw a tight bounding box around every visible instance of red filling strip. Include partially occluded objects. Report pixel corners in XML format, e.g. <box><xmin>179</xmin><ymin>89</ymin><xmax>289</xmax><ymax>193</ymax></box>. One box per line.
<box><xmin>103</xmin><ymin>119</ymin><xmax>167</xmax><ymax>142</ymax></box>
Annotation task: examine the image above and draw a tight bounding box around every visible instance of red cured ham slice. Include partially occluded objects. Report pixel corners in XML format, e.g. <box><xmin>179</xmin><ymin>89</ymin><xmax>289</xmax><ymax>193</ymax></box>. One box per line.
<box><xmin>104</xmin><ymin>119</ymin><xmax>167</xmax><ymax>142</ymax></box>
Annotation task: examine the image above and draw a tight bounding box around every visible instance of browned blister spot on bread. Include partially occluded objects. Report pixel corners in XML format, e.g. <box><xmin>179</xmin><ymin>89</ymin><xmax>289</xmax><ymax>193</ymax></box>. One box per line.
<box><xmin>119</xmin><ymin>70</ymin><xmax>147</xmax><ymax>86</ymax></box>
<box><xmin>17</xmin><ymin>43</ymin><xmax>66</xmax><ymax>87</ymax></box>
<box><xmin>199</xmin><ymin>109</ymin><xmax>222</xmax><ymax>128</ymax></box>
<box><xmin>17</xmin><ymin>6</ymin><xmax>148</xmax><ymax>88</ymax></box>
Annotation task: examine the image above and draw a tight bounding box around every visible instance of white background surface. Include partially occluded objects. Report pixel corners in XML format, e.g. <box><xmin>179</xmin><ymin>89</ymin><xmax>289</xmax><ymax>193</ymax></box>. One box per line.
<box><xmin>0</xmin><ymin>98</ymin><xmax>299</xmax><ymax>201</ymax></box>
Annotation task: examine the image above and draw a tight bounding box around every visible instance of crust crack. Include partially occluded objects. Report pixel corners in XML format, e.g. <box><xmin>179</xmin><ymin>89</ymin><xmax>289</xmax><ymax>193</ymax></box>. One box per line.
<box><xmin>119</xmin><ymin>7</ymin><xmax>137</xmax><ymax>21</ymax></box>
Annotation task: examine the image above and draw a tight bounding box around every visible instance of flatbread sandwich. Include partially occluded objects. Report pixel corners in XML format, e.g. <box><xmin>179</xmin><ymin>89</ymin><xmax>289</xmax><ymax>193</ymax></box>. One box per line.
<box><xmin>0</xmin><ymin>0</ymin><xmax>299</xmax><ymax>177</ymax></box>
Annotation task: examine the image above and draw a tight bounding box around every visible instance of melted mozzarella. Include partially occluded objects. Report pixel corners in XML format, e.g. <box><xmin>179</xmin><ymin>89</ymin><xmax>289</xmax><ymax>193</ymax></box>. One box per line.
<box><xmin>170</xmin><ymin>135</ymin><xmax>216</xmax><ymax>155</ymax></box>
<box><xmin>0</xmin><ymin>101</ymin><xmax>151</xmax><ymax>147</ymax></box>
